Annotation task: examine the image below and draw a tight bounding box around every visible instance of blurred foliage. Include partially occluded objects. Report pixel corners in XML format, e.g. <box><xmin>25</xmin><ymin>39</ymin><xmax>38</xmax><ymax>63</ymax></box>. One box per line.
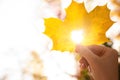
<box><xmin>79</xmin><ymin>69</ymin><xmax>90</xmax><ymax>80</ymax></box>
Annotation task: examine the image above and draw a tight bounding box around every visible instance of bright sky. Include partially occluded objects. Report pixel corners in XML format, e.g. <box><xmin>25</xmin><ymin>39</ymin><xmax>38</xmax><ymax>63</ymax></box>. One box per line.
<box><xmin>0</xmin><ymin>0</ymin><xmax>50</xmax><ymax>53</ymax></box>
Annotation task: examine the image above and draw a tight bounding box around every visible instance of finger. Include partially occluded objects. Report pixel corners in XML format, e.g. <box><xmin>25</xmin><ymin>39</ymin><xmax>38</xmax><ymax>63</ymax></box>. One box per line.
<box><xmin>87</xmin><ymin>45</ymin><xmax>107</xmax><ymax>57</ymax></box>
<box><xmin>75</xmin><ymin>45</ymin><xmax>99</xmax><ymax>65</ymax></box>
<box><xmin>79</xmin><ymin>57</ymin><xmax>89</xmax><ymax>69</ymax></box>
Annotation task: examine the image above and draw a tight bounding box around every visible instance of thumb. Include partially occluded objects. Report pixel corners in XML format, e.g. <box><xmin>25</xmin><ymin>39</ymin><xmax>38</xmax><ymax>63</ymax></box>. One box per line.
<box><xmin>75</xmin><ymin>45</ymin><xmax>99</xmax><ymax>65</ymax></box>
<box><xmin>87</xmin><ymin>45</ymin><xmax>107</xmax><ymax>57</ymax></box>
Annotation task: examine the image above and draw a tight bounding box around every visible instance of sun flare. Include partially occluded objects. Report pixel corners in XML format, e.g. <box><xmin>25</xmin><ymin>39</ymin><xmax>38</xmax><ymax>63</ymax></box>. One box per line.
<box><xmin>71</xmin><ymin>30</ymin><xmax>84</xmax><ymax>44</ymax></box>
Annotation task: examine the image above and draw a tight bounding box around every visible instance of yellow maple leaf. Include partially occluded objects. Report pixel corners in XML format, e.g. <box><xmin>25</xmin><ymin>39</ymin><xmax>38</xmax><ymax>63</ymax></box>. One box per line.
<box><xmin>44</xmin><ymin>1</ymin><xmax>113</xmax><ymax>52</ymax></box>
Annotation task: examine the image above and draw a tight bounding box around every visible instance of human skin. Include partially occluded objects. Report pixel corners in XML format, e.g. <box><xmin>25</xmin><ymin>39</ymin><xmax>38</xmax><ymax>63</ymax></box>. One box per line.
<box><xmin>75</xmin><ymin>45</ymin><xmax>118</xmax><ymax>80</ymax></box>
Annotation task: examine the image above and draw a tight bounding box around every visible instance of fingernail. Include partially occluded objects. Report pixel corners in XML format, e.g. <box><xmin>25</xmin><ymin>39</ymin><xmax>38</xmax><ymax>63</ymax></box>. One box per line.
<box><xmin>80</xmin><ymin>63</ymin><xmax>87</xmax><ymax>69</ymax></box>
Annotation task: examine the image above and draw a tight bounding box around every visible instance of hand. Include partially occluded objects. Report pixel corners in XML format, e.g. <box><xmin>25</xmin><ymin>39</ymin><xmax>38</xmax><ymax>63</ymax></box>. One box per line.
<box><xmin>75</xmin><ymin>45</ymin><xmax>118</xmax><ymax>80</ymax></box>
